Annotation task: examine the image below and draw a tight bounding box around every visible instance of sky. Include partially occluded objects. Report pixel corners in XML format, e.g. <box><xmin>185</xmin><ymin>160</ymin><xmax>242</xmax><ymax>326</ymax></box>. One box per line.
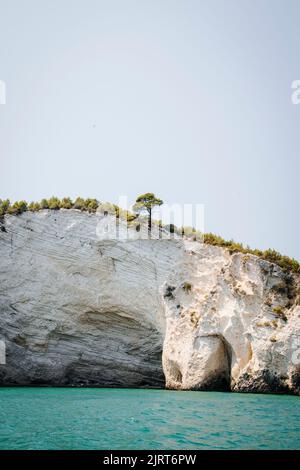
<box><xmin>0</xmin><ymin>0</ymin><xmax>299</xmax><ymax>259</ymax></box>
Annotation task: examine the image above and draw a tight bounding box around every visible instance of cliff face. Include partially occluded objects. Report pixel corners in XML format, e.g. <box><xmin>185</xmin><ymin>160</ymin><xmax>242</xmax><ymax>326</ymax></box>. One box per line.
<box><xmin>0</xmin><ymin>210</ymin><xmax>299</xmax><ymax>394</ymax></box>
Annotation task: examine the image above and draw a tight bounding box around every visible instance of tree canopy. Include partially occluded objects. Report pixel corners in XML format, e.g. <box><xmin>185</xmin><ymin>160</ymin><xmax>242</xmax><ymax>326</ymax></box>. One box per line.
<box><xmin>133</xmin><ymin>193</ymin><xmax>163</xmax><ymax>215</ymax></box>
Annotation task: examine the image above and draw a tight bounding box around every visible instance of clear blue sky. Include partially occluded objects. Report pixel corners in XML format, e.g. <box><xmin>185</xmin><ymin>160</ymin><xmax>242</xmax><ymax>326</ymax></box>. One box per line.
<box><xmin>0</xmin><ymin>0</ymin><xmax>299</xmax><ymax>259</ymax></box>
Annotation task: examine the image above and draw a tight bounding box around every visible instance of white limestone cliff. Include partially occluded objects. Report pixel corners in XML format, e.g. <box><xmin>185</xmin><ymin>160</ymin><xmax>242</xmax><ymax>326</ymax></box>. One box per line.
<box><xmin>0</xmin><ymin>210</ymin><xmax>299</xmax><ymax>394</ymax></box>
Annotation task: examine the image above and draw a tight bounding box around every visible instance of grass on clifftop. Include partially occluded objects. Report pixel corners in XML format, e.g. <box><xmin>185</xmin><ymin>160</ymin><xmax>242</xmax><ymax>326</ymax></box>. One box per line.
<box><xmin>1</xmin><ymin>197</ymin><xmax>299</xmax><ymax>274</ymax></box>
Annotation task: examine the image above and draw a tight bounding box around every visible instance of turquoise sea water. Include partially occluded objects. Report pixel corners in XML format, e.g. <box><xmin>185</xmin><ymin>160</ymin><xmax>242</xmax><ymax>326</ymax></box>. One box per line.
<box><xmin>0</xmin><ymin>388</ymin><xmax>299</xmax><ymax>449</ymax></box>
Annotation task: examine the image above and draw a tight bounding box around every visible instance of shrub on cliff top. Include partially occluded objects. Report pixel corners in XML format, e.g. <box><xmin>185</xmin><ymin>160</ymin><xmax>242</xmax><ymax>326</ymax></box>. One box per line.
<box><xmin>180</xmin><ymin>226</ymin><xmax>203</xmax><ymax>240</ymax></box>
<box><xmin>7</xmin><ymin>200</ymin><xmax>28</xmax><ymax>215</ymax></box>
<box><xmin>73</xmin><ymin>197</ymin><xmax>99</xmax><ymax>212</ymax></box>
<box><xmin>0</xmin><ymin>199</ymin><xmax>10</xmax><ymax>217</ymax></box>
<box><xmin>60</xmin><ymin>197</ymin><xmax>74</xmax><ymax>209</ymax></box>
<box><xmin>84</xmin><ymin>198</ymin><xmax>99</xmax><ymax>213</ymax></box>
<box><xmin>40</xmin><ymin>198</ymin><xmax>49</xmax><ymax>209</ymax></box>
<box><xmin>47</xmin><ymin>197</ymin><xmax>61</xmax><ymax>210</ymax></box>
<box><xmin>28</xmin><ymin>201</ymin><xmax>41</xmax><ymax>212</ymax></box>
<box><xmin>73</xmin><ymin>197</ymin><xmax>85</xmax><ymax>210</ymax></box>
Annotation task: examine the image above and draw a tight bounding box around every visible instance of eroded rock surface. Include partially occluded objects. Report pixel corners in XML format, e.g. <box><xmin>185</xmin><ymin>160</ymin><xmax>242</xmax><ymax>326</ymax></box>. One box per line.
<box><xmin>0</xmin><ymin>210</ymin><xmax>299</xmax><ymax>394</ymax></box>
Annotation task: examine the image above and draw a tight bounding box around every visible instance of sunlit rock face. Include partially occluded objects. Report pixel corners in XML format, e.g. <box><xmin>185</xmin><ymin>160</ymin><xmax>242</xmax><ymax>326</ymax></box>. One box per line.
<box><xmin>162</xmin><ymin>243</ymin><xmax>300</xmax><ymax>395</ymax></box>
<box><xmin>0</xmin><ymin>210</ymin><xmax>299</xmax><ymax>394</ymax></box>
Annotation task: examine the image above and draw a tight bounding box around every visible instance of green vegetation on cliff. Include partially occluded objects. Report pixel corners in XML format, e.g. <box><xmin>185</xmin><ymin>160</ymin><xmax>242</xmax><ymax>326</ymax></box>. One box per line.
<box><xmin>202</xmin><ymin>233</ymin><xmax>300</xmax><ymax>274</ymax></box>
<box><xmin>0</xmin><ymin>197</ymin><xmax>299</xmax><ymax>274</ymax></box>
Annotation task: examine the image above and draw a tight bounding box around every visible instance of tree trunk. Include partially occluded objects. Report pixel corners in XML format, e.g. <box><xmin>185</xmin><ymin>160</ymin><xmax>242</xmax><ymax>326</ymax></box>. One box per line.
<box><xmin>148</xmin><ymin>208</ymin><xmax>152</xmax><ymax>237</ymax></box>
